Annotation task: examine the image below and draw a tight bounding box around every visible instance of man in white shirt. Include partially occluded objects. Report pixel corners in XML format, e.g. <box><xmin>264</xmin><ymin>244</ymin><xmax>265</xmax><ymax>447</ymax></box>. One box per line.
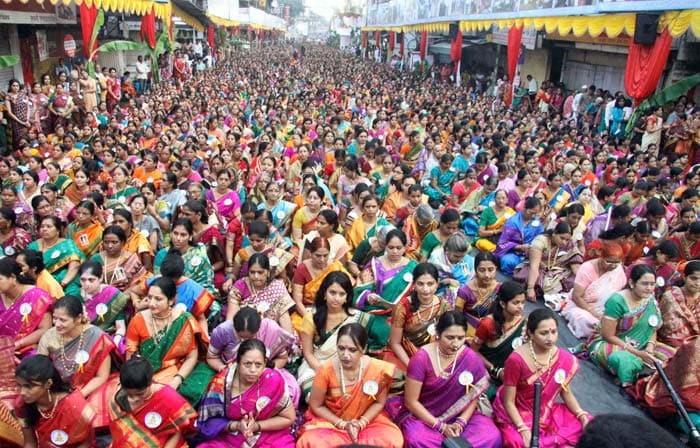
<box><xmin>193</xmin><ymin>40</ymin><xmax>203</xmax><ymax>58</ymax></box>
<box><xmin>527</xmin><ymin>74</ymin><xmax>537</xmax><ymax>103</ymax></box>
<box><xmin>135</xmin><ymin>55</ymin><xmax>149</xmax><ymax>95</ymax></box>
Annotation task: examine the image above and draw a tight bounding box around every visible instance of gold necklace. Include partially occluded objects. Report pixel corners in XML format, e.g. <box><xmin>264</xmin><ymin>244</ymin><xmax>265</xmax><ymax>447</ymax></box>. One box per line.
<box><xmin>59</xmin><ymin>327</ymin><xmax>85</xmax><ymax>375</ymax></box>
<box><xmin>150</xmin><ymin>310</ymin><xmax>171</xmax><ymax>344</ymax></box>
<box><xmin>528</xmin><ymin>340</ymin><xmax>554</xmax><ymax>374</ymax></box>
<box><xmin>435</xmin><ymin>345</ymin><xmax>462</xmax><ymax>379</ymax></box>
<box><xmin>37</xmin><ymin>396</ymin><xmax>58</xmax><ymax>419</ymax></box>
<box><xmin>416</xmin><ymin>297</ymin><xmax>437</xmax><ymax>323</ymax></box>
<box><xmin>339</xmin><ymin>359</ymin><xmax>363</xmax><ymax>397</ymax></box>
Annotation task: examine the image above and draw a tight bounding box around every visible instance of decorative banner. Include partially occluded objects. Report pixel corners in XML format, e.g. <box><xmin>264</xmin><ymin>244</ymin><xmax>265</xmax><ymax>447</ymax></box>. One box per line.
<box><xmin>80</xmin><ymin>2</ymin><xmax>99</xmax><ymax>58</ymax></box>
<box><xmin>399</xmin><ymin>32</ymin><xmax>404</xmax><ymax>56</ymax></box>
<box><xmin>507</xmin><ymin>24</ymin><xmax>524</xmax><ymax>106</ymax></box>
<box><xmin>36</xmin><ymin>30</ymin><xmax>49</xmax><ymax>61</ymax></box>
<box><xmin>624</xmin><ymin>27</ymin><xmax>673</xmax><ymax>105</ymax></box>
<box><xmin>208</xmin><ymin>23</ymin><xmax>215</xmax><ymax>49</ymax></box>
<box><xmin>64</xmin><ymin>34</ymin><xmax>76</xmax><ymax>57</ymax></box>
<box><xmin>419</xmin><ymin>30</ymin><xmax>427</xmax><ymax>61</ymax></box>
<box><xmin>375</xmin><ymin>30</ymin><xmax>380</xmax><ymax>47</ymax></box>
<box><xmin>450</xmin><ymin>26</ymin><xmax>461</xmax><ymax>65</ymax></box>
<box><xmin>362</xmin><ymin>31</ymin><xmax>367</xmax><ymax>48</ymax></box>
<box><xmin>140</xmin><ymin>6</ymin><xmax>156</xmax><ymax>49</ymax></box>
<box><xmin>389</xmin><ymin>31</ymin><xmax>395</xmax><ymax>51</ymax></box>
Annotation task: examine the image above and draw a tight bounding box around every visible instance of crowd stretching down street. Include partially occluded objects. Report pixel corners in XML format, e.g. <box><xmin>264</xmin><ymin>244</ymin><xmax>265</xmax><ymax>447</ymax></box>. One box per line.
<box><xmin>0</xmin><ymin>42</ymin><xmax>698</xmax><ymax>447</ymax></box>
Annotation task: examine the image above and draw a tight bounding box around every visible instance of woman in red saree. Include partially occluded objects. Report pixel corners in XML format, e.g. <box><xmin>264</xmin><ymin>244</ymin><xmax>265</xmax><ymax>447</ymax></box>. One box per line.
<box><xmin>297</xmin><ymin>323</ymin><xmax>403</xmax><ymax>448</ymax></box>
<box><xmin>109</xmin><ymin>356</ymin><xmax>197</xmax><ymax>448</ymax></box>
<box><xmin>197</xmin><ymin>339</ymin><xmax>296</xmax><ymax>447</ymax></box>
<box><xmin>15</xmin><ymin>354</ymin><xmax>96</xmax><ymax>448</ymax></box>
<box><xmin>493</xmin><ymin>308</ymin><xmax>589</xmax><ymax>448</ymax></box>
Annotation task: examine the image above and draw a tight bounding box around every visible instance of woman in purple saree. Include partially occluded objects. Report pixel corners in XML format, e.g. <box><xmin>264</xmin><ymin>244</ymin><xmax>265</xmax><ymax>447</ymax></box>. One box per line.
<box><xmin>494</xmin><ymin>197</ymin><xmax>543</xmax><ymax>276</ymax></box>
<box><xmin>397</xmin><ymin>311</ymin><xmax>501</xmax><ymax>448</ymax></box>
<box><xmin>197</xmin><ymin>339</ymin><xmax>296</xmax><ymax>447</ymax></box>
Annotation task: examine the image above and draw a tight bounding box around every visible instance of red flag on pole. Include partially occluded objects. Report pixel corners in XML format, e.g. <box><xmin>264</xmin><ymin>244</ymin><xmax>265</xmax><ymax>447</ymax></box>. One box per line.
<box><xmin>419</xmin><ymin>30</ymin><xmax>427</xmax><ymax>60</ymax></box>
<box><xmin>79</xmin><ymin>2</ymin><xmax>99</xmax><ymax>58</ymax></box>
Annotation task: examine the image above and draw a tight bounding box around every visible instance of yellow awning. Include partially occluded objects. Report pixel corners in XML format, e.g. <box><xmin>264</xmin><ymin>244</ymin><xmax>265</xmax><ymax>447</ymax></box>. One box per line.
<box><xmin>44</xmin><ymin>0</ymin><xmax>171</xmax><ymax>23</ymax></box>
<box><xmin>207</xmin><ymin>13</ymin><xmax>239</xmax><ymax>28</ymax></box>
<box><xmin>171</xmin><ymin>2</ymin><xmax>204</xmax><ymax>31</ymax></box>
<box><xmin>363</xmin><ymin>9</ymin><xmax>700</xmax><ymax>39</ymax></box>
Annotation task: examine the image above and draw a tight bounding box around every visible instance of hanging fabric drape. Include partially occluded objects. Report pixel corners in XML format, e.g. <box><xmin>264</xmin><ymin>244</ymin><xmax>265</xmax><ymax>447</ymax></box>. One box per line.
<box><xmin>399</xmin><ymin>32</ymin><xmax>404</xmax><ymax>56</ymax></box>
<box><xmin>624</xmin><ymin>27</ymin><xmax>673</xmax><ymax>106</ymax></box>
<box><xmin>140</xmin><ymin>7</ymin><xmax>156</xmax><ymax>49</ymax></box>
<box><xmin>375</xmin><ymin>31</ymin><xmax>380</xmax><ymax>47</ymax></box>
<box><xmin>507</xmin><ymin>24</ymin><xmax>524</xmax><ymax>82</ymax></box>
<box><xmin>362</xmin><ymin>31</ymin><xmax>367</xmax><ymax>48</ymax></box>
<box><xmin>168</xmin><ymin>18</ymin><xmax>174</xmax><ymax>41</ymax></box>
<box><xmin>208</xmin><ymin>23</ymin><xmax>215</xmax><ymax>49</ymax></box>
<box><xmin>389</xmin><ymin>31</ymin><xmax>395</xmax><ymax>52</ymax></box>
<box><xmin>79</xmin><ymin>2</ymin><xmax>99</xmax><ymax>58</ymax></box>
<box><xmin>419</xmin><ymin>30</ymin><xmax>427</xmax><ymax>60</ymax></box>
<box><xmin>450</xmin><ymin>28</ymin><xmax>462</xmax><ymax>72</ymax></box>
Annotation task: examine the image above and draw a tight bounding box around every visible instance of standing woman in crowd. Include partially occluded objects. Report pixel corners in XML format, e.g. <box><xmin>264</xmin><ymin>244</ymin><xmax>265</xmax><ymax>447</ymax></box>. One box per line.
<box><xmin>399</xmin><ymin>310</ymin><xmax>502</xmax><ymax>448</ymax></box>
<box><xmin>5</xmin><ymin>79</ymin><xmax>30</xmax><ymax>149</ymax></box>
<box><xmin>27</xmin><ymin>215</ymin><xmax>84</xmax><ymax>296</ymax></box>
<box><xmin>297</xmin><ymin>323</ymin><xmax>403</xmax><ymax>448</ymax></box>
<box><xmin>14</xmin><ymin>355</ymin><xmax>96</xmax><ymax>448</ymax></box>
<box><xmin>493</xmin><ymin>308</ymin><xmax>589</xmax><ymax>447</ymax></box>
<box><xmin>197</xmin><ymin>339</ymin><xmax>296</xmax><ymax>447</ymax></box>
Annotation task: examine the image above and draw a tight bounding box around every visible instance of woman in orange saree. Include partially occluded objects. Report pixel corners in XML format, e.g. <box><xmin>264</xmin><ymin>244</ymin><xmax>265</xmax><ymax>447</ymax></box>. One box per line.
<box><xmin>109</xmin><ymin>356</ymin><xmax>197</xmax><ymax>448</ymax></box>
<box><xmin>125</xmin><ymin>277</ymin><xmax>214</xmax><ymax>406</ymax></box>
<box><xmin>14</xmin><ymin>355</ymin><xmax>96</xmax><ymax>448</ymax></box>
<box><xmin>297</xmin><ymin>323</ymin><xmax>403</xmax><ymax>448</ymax></box>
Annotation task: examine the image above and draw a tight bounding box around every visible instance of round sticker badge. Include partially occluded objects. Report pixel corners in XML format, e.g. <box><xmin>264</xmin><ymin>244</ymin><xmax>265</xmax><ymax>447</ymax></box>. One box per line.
<box><xmin>532</xmin><ymin>219</ymin><xmax>541</xmax><ymax>227</ymax></box>
<box><xmin>483</xmin><ymin>175</ymin><xmax>489</xmax><ymax>181</ymax></box>
<box><xmin>585</xmin><ymin>180</ymin><xmax>591</xmax><ymax>186</ymax></box>
<box><xmin>144</xmin><ymin>412</ymin><xmax>162</xmax><ymax>429</ymax></box>
<box><xmin>489</xmin><ymin>201</ymin><xmax>495</xmax><ymax>207</ymax></box>
<box><xmin>51</xmin><ymin>250</ymin><xmax>61</xmax><ymax>259</ymax></box>
<box><xmin>141</xmin><ymin>229</ymin><xmax>150</xmax><ymax>238</ymax></box>
<box><xmin>554</xmin><ymin>368</ymin><xmax>568</xmax><ymax>391</ymax></box>
<box><xmin>14</xmin><ymin>207</ymin><xmax>22</xmax><ymax>215</ymax></box>
<box><xmin>656</xmin><ymin>277</ymin><xmax>665</xmax><ymax>288</ymax></box>
<box><xmin>549</xmin><ymin>212</ymin><xmax>557</xmax><ymax>221</ymax></box>
<box><xmin>512</xmin><ymin>337</ymin><xmax>523</xmax><ymax>349</ymax></box>
<box><xmin>211</xmin><ymin>181</ymin><xmax>218</xmax><ymax>188</ymax></box>
<box><xmin>50</xmin><ymin>429</ymin><xmax>69</xmax><ymax>446</ymax></box>
<box><xmin>276</xmin><ymin>210</ymin><xmax>285</xmax><ymax>220</ymax></box>
<box><xmin>224</xmin><ymin>199</ymin><xmax>233</xmax><ymax>206</ymax></box>
<box><xmin>363</xmin><ymin>380</ymin><xmax>379</xmax><ymax>399</ymax></box>
<box><xmin>643</xmin><ymin>246</ymin><xmax>650</xmax><ymax>255</ymax></box>
<box><xmin>648</xmin><ymin>314</ymin><xmax>660</xmax><ymax>328</ymax></box>
<box><xmin>4</xmin><ymin>246</ymin><xmax>15</xmax><ymax>256</ymax></box>
<box><xmin>147</xmin><ymin>177</ymin><xmax>154</xmax><ymax>183</ymax></box>
<box><xmin>190</xmin><ymin>256</ymin><xmax>202</xmax><ymax>267</ymax></box>
<box><xmin>427</xmin><ymin>323</ymin><xmax>436</xmax><ymax>337</ymax></box>
<box><xmin>75</xmin><ymin>350</ymin><xmax>90</xmax><ymax>366</ymax></box>
<box><xmin>458</xmin><ymin>371</ymin><xmax>473</xmax><ymax>386</ymax></box>
<box><xmin>573</xmin><ymin>232</ymin><xmax>583</xmax><ymax>242</ymax></box>
<box><xmin>256</xmin><ymin>396</ymin><xmax>271</xmax><ymax>413</ymax></box>
<box><xmin>403</xmin><ymin>273</ymin><xmax>413</xmax><ymax>282</ymax></box>
<box><xmin>269</xmin><ymin>256</ymin><xmax>280</xmax><ymax>268</ymax></box>
<box><xmin>651</xmin><ymin>231</ymin><xmax>661</xmax><ymax>239</ymax></box>
<box><xmin>96</xmin><ymin>303</ymin><xmax>108</xmax><ymax>321</ymax></box>
<box><xmin>118</xmin><ymin>196</ymin><xmax>126</xmax><ymax>203</ymax></box>
<box><xmin>19</xmin><ymin>303</ymin><xmax>32</xmax><ymax>322</ymax></box>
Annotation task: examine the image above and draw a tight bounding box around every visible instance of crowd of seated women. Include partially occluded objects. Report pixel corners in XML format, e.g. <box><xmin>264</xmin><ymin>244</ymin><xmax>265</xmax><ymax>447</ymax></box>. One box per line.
<box><xmin>1</xmin><ymin>43</ymin><xmax>700</xmax><ymax>448</ymax></box>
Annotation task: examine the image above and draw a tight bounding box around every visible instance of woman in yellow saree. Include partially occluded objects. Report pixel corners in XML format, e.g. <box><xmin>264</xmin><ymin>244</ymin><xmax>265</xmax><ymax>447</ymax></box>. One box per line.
<box><xmin>65</xmin><ymin>200</ymin><xmax>103</xmax><ymax>259</ymax></box>
<box><xmin>345</xmin><ymin>195</ymin><xmax>389</xmax><ymax>255</ymax></box>
<box><xmin>475</xmin><ymin>190</ymin><xmax>515</xmax><ymax>253</ymax></box>
<box><xmin>292</xmin><ymin>236</ymin><xmax>351</xmax><ymax>332</ymax></box>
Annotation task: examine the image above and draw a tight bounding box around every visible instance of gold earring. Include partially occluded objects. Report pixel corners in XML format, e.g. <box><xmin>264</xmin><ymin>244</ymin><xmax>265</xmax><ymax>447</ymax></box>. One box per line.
<box><xmin>47</xmin><ymin>388</ymin><xmax>52</xmax><ymax>403</ymax></box>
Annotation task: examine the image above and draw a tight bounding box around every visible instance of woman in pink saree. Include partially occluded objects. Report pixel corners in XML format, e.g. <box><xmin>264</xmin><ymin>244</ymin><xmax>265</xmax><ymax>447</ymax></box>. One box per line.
<box><xmin>493</xmin><ymin>309</ymin><xmax>589</xmax><ymax>448</ymax></box>
<box><xmin>560</xmin><ymin>242</ymin><xmax>627</xmax><ymax>339</ymax></box>
<box><xmin>197</xmin><ymin>339</ymin><xmax>296</xmax><ymax>447</ymax></box>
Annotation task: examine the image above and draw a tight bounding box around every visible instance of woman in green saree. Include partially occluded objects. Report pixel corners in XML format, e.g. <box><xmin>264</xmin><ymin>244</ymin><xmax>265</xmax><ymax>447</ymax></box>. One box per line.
<box><xmin>125</xmin><ymin>276</ymin><xmax>214</xmax><ymax>406</ymax></box>
<box><xmin>354</xmin><ymin>229</ymin><xmax>418</xmax><ymax>328</ymax></box>
<box><xmin>587</xmin><ymin>264</ymin><xmax>676</xmax><ymax>387</ymax></box>
<box><xmin>27</xmin><ymin>215</ymin><xmax>85</xmax><ymax>296</ymax></box>
<box><xmin>298</xmin><ymin>271</ymin><xmax>388</xmax><ymax>398</ymax></box>
<box><xmin>419</xmin><ymin>208</ymin><xmax>461</xmax><ymax>262</ymax></box>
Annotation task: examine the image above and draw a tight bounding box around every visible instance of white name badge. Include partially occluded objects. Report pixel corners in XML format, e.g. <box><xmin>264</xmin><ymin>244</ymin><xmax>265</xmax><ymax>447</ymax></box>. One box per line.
<box><xmin>257</xmin><ymin>302</ymin><xmax>270</xmax><ymax>314</ymax></box>
<box><xmin>79</xmin><ymin>234</ymin><xmax>89</xmax><ymax>246</ymax></box>
<box><xmin>573</xmin><ymin>232</ymin><xmax>583</xmax><ymax>241</ymax></box>
<box><xmin>4</xmin><ymin>246</ymin><xmax>15</xmax><ymax>256</ymax></box>
<box><xmin>512</xmin><ymin>337</ymin><xmax>523</xmax><ymax>349</ymax></box>
<box><xmin>276</xmin><ymin>211</ymin><xmax>285</xmax><ymax>220</ymax></box>
<box><xmin>75</xmin><ymin>350</ymin><xmax>90</xmax><ymax>365</ymax></box>
<box><xmin>532</xmin><ymin>219</ymin><xmax>541</xmax><ymax>227</ymax></box>
<box><xmin>651</xmin><ymin>231</ymin><xmax>661</xmax><ymax>239</ymax></box>
<box><xmin>656</xmin><ymin>277</ymin><xmax>665</xmax><ymax>288</ymax></box>
<box><xmin>256</xmin><ymin>396</ymin><xmax>271</xmax><ymax>412</ymax></box>
<box><xmin>427</xmin><ymin>323</ymin><xmax>436</xmax><ymax>337</ymax></box>
<box><xmin>648</xmin><ymin>314</ymin><xmax>660</xmax><ymax>328</ymax></box>
<box><xmin>269</xmin><ymin>255</ymin><xmax>280</xmax><ymax>268</ymax></box>
<box><xmin>95</xmin><ymin>303</ymin><xmax>108</xmax><ymax>317</ymax></box>
<box><xmin>403</xmin><ymin>273</ymin><xmax>413</xmax><ymax>282</ymax></box>
<box><xmin>363</xmin><ymin>380</ymin><xmax>379</xmax><ymax>396</ymax></box>
<box><xmin>19</xmin><ymin>302</ymin><xmax>32</xmax><ymax>317</ymax></box>
<box><xmin>50</xmin><ymin>429</ymin><xmax>69</xmax><ymax>446</ymax></box>
<box><xmin>554</xmin><ymin>368</ymin><xmax>567</xmax><ymax>385</ymax></box>
<box><xmin>224</xmin><ymin>198</ymin><xmax>233</xmax><ymax>206</ymax></box>
<box><xmin>211</xmin><ymin>181</ymin><xmax>218</xmax><ymax>188</ymax></box>
<box><xmin>190</xmin><ymin>256</ymin><xmax>202</xmax><ymax>267</ymax></box>
<box><xmin>458</xmin><ymin>371</ymin><xmax>474</xmax><ymax>386</ymax></box>
<box><xmin>144</xmin><ymin>411</ymin><xmax>162</xmax><ymax>429</ymax></box>
<box><xmin>51</xmin><ymin>250</ymin><xmax>61</xmax><ymax>259</ymax></box>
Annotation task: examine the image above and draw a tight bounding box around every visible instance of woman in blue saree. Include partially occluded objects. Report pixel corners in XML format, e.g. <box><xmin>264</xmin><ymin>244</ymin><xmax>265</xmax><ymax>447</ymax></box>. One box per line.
<box><xmin>494</xmin><ymin>197</ymin><xmax>543</xmax><ymax>276</ymax></box>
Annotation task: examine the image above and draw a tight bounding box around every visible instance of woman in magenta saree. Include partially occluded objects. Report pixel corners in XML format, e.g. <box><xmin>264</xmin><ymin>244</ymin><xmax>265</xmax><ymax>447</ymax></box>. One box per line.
<box><xmin>493</xmin><ymin>309</ymin><xmax>588</xmax><ymax>448</ymax></box>
<box><xmin>396</xmin><ymin>311</ymin><xmax>501</xmax><ymax>448</ymax></box>
<box><xmin>197</xmin><ymin>339</ymin><xmax>296</xmax><ymax>447</ymax></box>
